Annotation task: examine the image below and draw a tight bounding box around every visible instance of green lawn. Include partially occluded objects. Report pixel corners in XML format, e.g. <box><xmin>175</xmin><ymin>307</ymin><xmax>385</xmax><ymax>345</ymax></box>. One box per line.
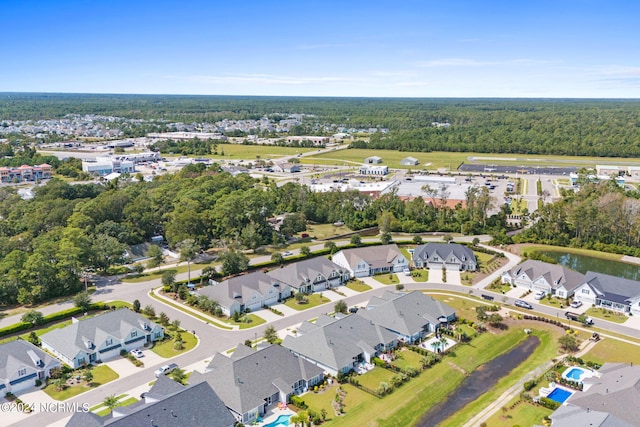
<box><xmin>520</xmin><ymin>244</ymin><xmax>625</xmax><ymax>262</ymax></box>
<box><xmin>44</xmin><ymin>365</ymin><xmax>119</xmax><ymax>401</ymax></box>
<box><xmin>484</xmin><ymin>400</ymin><xmax>552</xmax><ymax>427</ymax></box>
<box><xmin>345</xmin><ymin>280</ymin><xmax>372</xmax><ymax>292</ymax></box>
<box><xmin>585</xmin><ymin>337</ymin><xmax>640</xmax><ymax>365</ymax></box>
<box><xmin>586</xmin><ymin>307</ymin><xmax>628</xmax><ymax>324</ymax></box>
<box><xmin>95</xmin><ymin>397</ymin><xmax>138</xmax><ymax>416</ymax></box>
<box><xmin>474</xmin><ymin>251</ymin><xmax>495</xmax><ymax>267</ymax></box>
<box><xmin>151</xmin><ymin>330</ymin><xmax>197</xmax><ymax>358</ymax></box>
<box><xmin>229</xmin><ymin>313</ymin><xmax>266</xmax><ymax>329</ymax></box>
<box><xmin>148</xmin><ymin>290</ymin><xmax>233</xmax><ymax>330</ymax></box>
<box><xmin>284</xmin><ymin>294</ymin><xmax>331</xmax><ymax>311</ymax></box>
<box><xmin>305</xmin><ymin>222</ymin><xmax>353</xmax><ymax>240</ymax></box>
<box><xmin>373</xmin><ymin>273</ymin><xmax>399</xmax><ymax>285</ymax></box>
<box><xmin>392</xmin><ymin>348</ymin><xmax>423</xmax><ymax>371</ymax></box>
<box><xmin>122</xmin><ymin>261</ymin><xmax>216</xmax><ymax>283</ymax></box>
<box><xmin>538</xmin><ymin>296</ymin><xmax>568</xmax><ymax>310</ymax></box>
<box><xmin>411</xmin><ymin>269</ymin><xmax>429</xmax><ymax>282</ymax></box>
<box><xmin>302</xmin><ymin>383</ymin><xmax>373</xmax><ymax>424</ymax></box>
<box><xmin>196</xmin><ymin>144</ymin><xmax>319</xmax><ymax>161</ymax></box>
<box><xmin>355</xmin><ymin>367</ymin><xmax>396</xmax><ymax>390</ymax></box>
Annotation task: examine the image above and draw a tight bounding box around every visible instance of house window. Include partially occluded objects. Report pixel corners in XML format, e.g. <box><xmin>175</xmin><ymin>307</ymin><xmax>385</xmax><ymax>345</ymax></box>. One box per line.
<box><xmin>131</xmin><ymin>331</ymin><xmax>137</xmax><ymax>338</ymax></box>
<box><xmin>433</xmin><ymin>256</ymin><xmax>439</xmax><ymax>262</ymax></box>
<box><xmin>106</xmin><ymin>338</ymin><xmax>112</xmax><ymax>346</ymax></box>
<box><xmin>18</xmin><ymin>368</ymin><xmax>27</xmax><ymax>377</ymax></box>
<box><xmin>581</xmin><ymin>289</ymin><xmax>589</xmax><ymax>294</ymax></box>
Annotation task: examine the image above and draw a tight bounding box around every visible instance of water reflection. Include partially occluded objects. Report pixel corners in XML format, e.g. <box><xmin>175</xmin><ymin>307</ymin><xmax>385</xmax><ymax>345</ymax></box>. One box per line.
<box><xmin>537</xmin><ymin>251</ymin><xmax>640</xmax><ymax>281</ymax></box>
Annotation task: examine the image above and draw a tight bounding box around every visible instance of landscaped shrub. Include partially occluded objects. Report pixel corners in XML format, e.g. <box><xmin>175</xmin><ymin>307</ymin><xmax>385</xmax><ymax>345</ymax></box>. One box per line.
<box><xmin>0</xmin><ymin>321</ymin><xmax>31</xmax><ymax>338</ymax></box>
<box><xmin>523</xmin><ymin>380</ymin><xmax>536</xmax><ymax>391</ymax></box>
<box><xmin>290</xmin><ymin>395</ymin><xmax>308</xmax><ymax>410</ymax></box>
<box><xmin>539</xmin><ymin>396</ymin><xmax>560</xmax><ymax>410</ymax></box>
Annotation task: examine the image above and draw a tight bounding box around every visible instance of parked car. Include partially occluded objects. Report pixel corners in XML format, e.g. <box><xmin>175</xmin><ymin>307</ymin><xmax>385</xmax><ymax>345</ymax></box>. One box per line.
<box><xmin>154</xmin><ymin>363</ymin><xmax>178</xmax><ymax>377</ymax></box>
<box><xmin>514</xmin><ymin>300</ymin><xmax>533</xmax><ymax>309</ymax></box>
<box><xmin>403</xmin><ymin>267</ymin><xmax>411</xmax><ymax>276</ymax></box>
<box><xmin>130</xmin><ymin>349</ymin><xmax>144</xmax><ymax>358</ymax></box>
<box><xmin>565</xmin><ymin>311</ymin><xmax>594</xmax><ymax>325</ymax></box>
<box><xmin>282</xmin><ymin>251</ymin><xmax>294</xmax><ymax>257</ymax></box>
<box><xmin>570</xmin><ymin>300</ymin><xmax>583</xmax><ymax>308</ymax></box>
<box><xmin>534</xmin><ymin>290</ymin><xmax>546</xmax><ymax>300</ymax></box>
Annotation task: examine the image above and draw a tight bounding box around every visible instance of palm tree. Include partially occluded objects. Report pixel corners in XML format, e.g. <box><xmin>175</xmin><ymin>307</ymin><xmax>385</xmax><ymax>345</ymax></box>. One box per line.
<box><xmin>53</xmin><ymin>377</ymin><xmax>67</xmax><ymax>392</ymax></box>
<box><xmin>82</xmin><ymin>369</ymin><xmax>93</xmax><ymax>385</ymax></box>
<box><xmin>430</xmin><ymin>341</ymin><xmax>440</xmax><ymax>353</ymax></box>
<box><xmin>440</xmin><ymin>336</ymin><xmax>448</xmax><ymax>352</ymax></box>
<box><xmin>103</xmin><ymin>394</ymin><xmax>119</xmax><ymax>413</ymax></box>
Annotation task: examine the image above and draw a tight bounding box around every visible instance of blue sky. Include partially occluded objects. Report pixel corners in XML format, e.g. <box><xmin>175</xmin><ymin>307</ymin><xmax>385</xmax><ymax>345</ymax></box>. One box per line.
<box><xmin>2</xmin><ymin>0</ymin><xmax>639</xmax><ymax>97</ymax></box>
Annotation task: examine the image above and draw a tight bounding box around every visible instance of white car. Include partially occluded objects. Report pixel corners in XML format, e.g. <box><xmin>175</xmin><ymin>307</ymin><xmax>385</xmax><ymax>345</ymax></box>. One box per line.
<box><xmin>534</xmin><ymin>291</ymin><xmax>546</xmax><ymax>300</ymax></box>
<box><xmin>570</xmin><ymin>300</ymin><xmax>583</xmax><ymax>309</ymax></box>
<box><xmin>130</xmin><ymin>349</ymin><xmax>144</xmax><ymax>358</ymax></box>
<box><xmin>282</xmin><ymin>251</ymin><xmax>294</xmax><ymax>257</ymax></box>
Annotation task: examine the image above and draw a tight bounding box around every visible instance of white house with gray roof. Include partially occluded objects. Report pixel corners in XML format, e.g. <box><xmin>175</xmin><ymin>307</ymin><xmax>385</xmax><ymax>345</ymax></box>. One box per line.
<box><xmin>548</xmin><ymin>363</ymin><xmax>640</xmax><ymax>427</ymax></box>
<box><xmin>266</xmin><ymin>257</ymin><xmax>349</xmax><ymax>294</ymax></box>
<box><xmin>66</xmin><ymin>375</ymin><xmax>235</xmax><ymax>427</ymax></box>
<box><xmin>361</xmin><ymin>291</ymin><xmax>456</xmax><ymax>343</ymax></box>
<box><xmin>501</xmin><ymin>259</ymin><xmax>586</xmax><ymax>298</ymax></box>
<box><xmin>573</xmin><ymin>272</ymin><xmax>640</xmax><ymax>315</ymax></box>
<box><xmin>0</xmin><ymin>339</ymin><xmax>61</xmax><ymax>393</ymax></box>
<box><xmin>413</xmin><ymin>243</ymin><xmax>477</xmax><ymax>271</ymax></box>
<box><xmin>332</xmin><ymin>244</ymin><xmax>408</xmax><ymax>278</ymax></box>
<box><xmin>40</xmin><ymin>309</ymin><xmax>164</xmax><ymax>369</ymax></box>
<box><xmin>282</xmin><ymin>313</ymin><xmax>398</xmax><ymax>376</ymax></box>
<box><xmin>191</xmin><ymin>344</ymin><xmax>323</xmax><ymax>424</ymax></box>
<box><xmin>196</xmin><ymin>271</ymin><xmax>291</xmax><ymax>316</ymax></box>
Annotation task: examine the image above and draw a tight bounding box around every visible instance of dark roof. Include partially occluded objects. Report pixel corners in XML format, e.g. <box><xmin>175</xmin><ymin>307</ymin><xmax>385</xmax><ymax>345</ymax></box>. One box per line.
<box><xmin>66</xmin><ymin>381</ymin><xmax>235</xmax><ymax>427</ymax></box>
<box><xmin>506</xmin><ymin>259</ymin><xmax>586</xmax><ymax>292</ymax></box>
<box><xmin>584</xmin><ymin>271</ymin><xmax>640</xmax><ymax>303</ymax></box>
<box><xmin>413</xmin><ymin>243</ymin><xmax>476</xmax><ymax>265</ymax></box>
<box><xmin>192</xmin><ymin>344</ymin><xmax>323</xmax><ymax>415</ymax></box>
<box><xmin>0</xmin><ymin>339</ymin><xmax>60</xmax><ymax>380</ymax></box>
<box><xmin>266</xmin><ymin>257</ymin><xmax>346</xmax><ymax>289</ymax></box>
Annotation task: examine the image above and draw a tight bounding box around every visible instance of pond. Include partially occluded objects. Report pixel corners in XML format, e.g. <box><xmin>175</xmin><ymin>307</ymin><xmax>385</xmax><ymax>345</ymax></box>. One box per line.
<box><xmin>417</xmin><ymin>335</ymin><xmax>540</xmax><ymax>427</ymax></box>
<box><xmin>536</xmin><ymin>251</ymin><xmax>640</xmax><ymax>281</ymax></box>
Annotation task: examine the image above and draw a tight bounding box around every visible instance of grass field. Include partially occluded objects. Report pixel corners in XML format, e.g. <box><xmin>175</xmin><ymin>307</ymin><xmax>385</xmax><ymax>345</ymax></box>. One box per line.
<box><xmin>373</xmin><ymin>273</ymin><xmax>400</xmax><ymax>285</ymax></box>
<box><xmin>519</xmin><ymin>244</ymin><xmax>625</xmax><ymax>262</ymax></box>
<box><xmin>585</xmin><ymin>337</ymin><xmax>640</xmax><ymax>365</ymax></box>
<box><xmin>44</xmin><ymin>365</ymin><xmax>119</xmax><ymax>401</ymax></box>
<box><xmin>229</xmin><ymin>313</ymin><xmax>266</xmax><ymax>329</ymax></box>
<box><xmin>300</xmin><ymin>148</ymin><xmax>640</xmax><ymax>171</ymax></box>
<box><xmin>168</xmin><ymin>144</ymin><xmax>320</xmax><ymax>161</ymax></box>
<box><xmin>586</xmin><ymin>307</ymin><xmax>628</xmax><ymax>324</ymax></box>
<box><xmin>284</xmin><ymin>294</ymin><xmax>331</xmax><ymax>311</ymax></box>
<box><xmin>151</xmin><ymin>330</ymin><xmax>197</xmax><ymax>358</ymax></box>
<box><xmin>305</xmin><ymin>222</ymin><xmax>353</xmax><ymax>240</ymax></box>
<box><xmin>411</xmin><ymin>269</ymin><xmax>429</xmax><ymax>282</ymax></box>
<box><xmin>345</xmin><ymin>280</ymin><xmax>372</xmax><ymax>292</ymax></box>
<box><xmin>95</xmin><ymin>397</ymin><xmax>138</xmax><ymax>416</ymax></box>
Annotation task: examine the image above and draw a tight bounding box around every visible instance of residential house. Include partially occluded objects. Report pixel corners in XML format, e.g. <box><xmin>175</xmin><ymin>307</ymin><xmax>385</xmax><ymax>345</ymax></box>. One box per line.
<box><xmin>285</xmin><ymin>136</ymin><xmax>329</xmax><ymax>146</ymax></box>
<box><xmin>400</xmin><ymin>157</ymin><xmax>419</xmax><ymax>166</ymax></box>
<box><xmin>266</xmin><ymin>257</ymin><xmax>349</xmax><ymax>294</ymax></box>
<box><xmin>364</xmin><ymin>156</ymin><xmax>383</xmax><ymax>164</ymax></box>
<box><xmin>191</xmin><ymin>344</ymin><xmax>324</xmax><ymax>424</ymax></box>
<box><xmin>196</xmin><ymin>271</ymin><xmax>291</xmax><ymax>316</ymax></box>
<box><xmin>412</xmin><ymin>243</ymin><xmax>477</xmax><ymax>271</ymax></box>
<box><xmin>573</xmin><ymin>271</ymin><xmax>640</xmax><ymax>315</ymax></box>
<box><xmin>40</xmin><ymin>309</ymin><xmax>164</xmax><ymax>369</ymax></box>
<box><xmin>501</xmin><ymin>259</ymin><xmax>586</xmax><ymax>298</ymax></box>
<box><xmin>360</xmin><ymin>291</ymin><xmax>456</xmax><ymax>343</ymax></box>
<box><xmin>0</xmin><ymin>339</ymin><xmax>61</xmax><ymax>394</ymax></box>
<box><xmin>549</xmin><ymin>363</ymin><xmax>640</xmax><ymax>427</ymax></box>
<box><xmin>66</xmin><ymin>375</ymin><xmax>235</xmax><ymax>427</ymax></box>
<box><xmin>282</xmin><ymin>313</ymin><xmax>398</xmax><ymax>376</ymax></box>
<box><xmin>332</xmin><ymin>244</ymin><xmax>409</xmax><ymax>278</ymax></box>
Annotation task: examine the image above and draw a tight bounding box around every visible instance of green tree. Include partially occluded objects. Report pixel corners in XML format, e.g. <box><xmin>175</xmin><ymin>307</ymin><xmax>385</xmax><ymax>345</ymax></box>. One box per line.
<box><xmin>380</xmin><ymin>232</ymin><xmax>392</xmax><ymax>244</ymax></box>
<box><xmin>133</xmin><ymin>299</ymin><xmax>141</xmax><ymax>313</ymax></box>
<box><xmin>300</xmin><ymin>245</ymin><xmax>311</xmax><ymax>257</ymax></box>
<box><xmin>324</xmin><ymin>241</ymin><xmax>338</xmax><ymax>254</ymax></box>
<box><xmin>28</xmin><ymin>331</ymin><xmax>40</xmax><ymax>346</ymax></box>
<box><xmin>74</xmin><ymin>292</ymin><xmax>92</xmax><ymax>312</ymax></box>
<box><xmin>412</xmin><ymin>235</ymin><xmax>423</xmax><ymax>244</ymax></box>
<box><xmin>558</xmin><ymin>334</ymin><xmax>579</xmax><ymax>353</ymax></box>
<box><xmin>82</xmin><ymin>369</ymin><xmax>93</xmax><ymax>385</ymax></box>
<box><xmin>158</xmin><ymin>312</ymin><xmax>170</xmax><ymax>326</ymax></box>
<box><xmin>171</xmin><ymin>319</ymin><xmax>181</xmax><ymax>330</ymax></box>
<box><xmin>161</xmin><ymin>270</ymin><xmax>176</xmax><ymax>290</ymax></box>
<box><xmin>334</xmin><ymin>300</ymin><xmax>348</xmax><ymax>314</ymax></box>
<box><xmin>350</xmin><ymin>234</ymin><xmax>362</xmax><ymax>246</ymax></box>
<box><xmin>264</xmin><ymin>325</ymin><xmax>279</xmax><ymax>344</ymax></box>
<box><xmin>146</xmin><ymin>244</ymin><xmax>163</xmax><ymax>271</ymax></box>
<box><xmin>169</xmin><ymin>368</ymin><xmax>187</xmax><ymax>384</ymax></box>
<box><xmin>271</xmin><ymin>252</ymin><xmax>284</xmax><ymax>265</ymax></box>
<box><xmin>21</xmin><ymin>309</ymin><xmax>44</xmax><ymax>326</ymax></box>
<box><xmin>219</xmin><ymin>250</ymin><xmax>250</xmax><ymax>276</ymax></box>
<box><xmin>102</xmin><ymin>394</ymin><xmax>119</xmax><ymax>413</ymax></box>
<box><xmin>178</xmin><ymin>238</ymin><xmax>200</xmax><ymax>285</ymax></box>
<box><xmin>142</xmin><ymin>304</ymin><xmax>156</xmax><ymax>318</ymax></box>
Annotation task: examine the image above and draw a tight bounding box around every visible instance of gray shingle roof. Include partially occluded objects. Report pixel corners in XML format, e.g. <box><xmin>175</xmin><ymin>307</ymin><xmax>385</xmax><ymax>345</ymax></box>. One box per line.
<box><xmin>583</xmin><ymin>272</ymin><xmax>640</xmax><ymax>303</ymax></box>
<box><xmin>282</xmin><ymin>313</ymin><xmax>397</xmax><ymax>373</ymax></box>
<box><xmin>360</xmin><ymin>291</ymin><xmax>456</xmax><ymax>336</ymax></box>
<box><xmin>337</xmin><ymin>244</ymin><xmax>405</xmax><ymax>270</ymax></box>
<box><xmin>197</xmin><ymin>271</ymin><xmax>280</xmax><ymax>308</ymax></box>
<box><xmin>40</xmin><ymin>309</ymin><xmax>159</xmax><ymax>361</ymax></box>
<box><xmin>266</xmin><ymin>257</ymin><xmax>346</xmax><ymax>289</ymax></box>
<box><xmin>506</xmin><ymin>259</ymin><xmax>586</xmax><ymax>293</ymax></box>
<box><xmin>0</xmin><ymin>339</ymin><xmax>60</xmax><ymax>381</ymax></box>
<box><xmin>192</xmin><ymin>344</ymin><xmax>323</xmax><ymax>416</ymax></box>
<box><xmin>66</xmin><ymin>381</ymin><xmax>235</xmax><ymax>427</ymax></box>
<box><xmin>549</xmin><ymin>405</ymin><xmax>631</xmax><ymax>427</ymax></box>
<box><xmin>550</xmin><ymin>363</ymin><xmax>640</xmax><ymax>427</ymax></box>
<box><xmin>413</xmin><ymin>243</ymin><xmax>476</xmax><ymax>266</ymax></box>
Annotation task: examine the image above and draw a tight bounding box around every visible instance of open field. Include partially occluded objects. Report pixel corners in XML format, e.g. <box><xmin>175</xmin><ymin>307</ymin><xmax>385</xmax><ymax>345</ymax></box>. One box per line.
<box><xmin>167</xmin><ymin>144</ymin><xmax>320</xmax><ymax>161</ymax></box>
<box><xmin>301</xmin><ymin>148</ymin><xmax>640</xmax><ymax>171</ymax></box>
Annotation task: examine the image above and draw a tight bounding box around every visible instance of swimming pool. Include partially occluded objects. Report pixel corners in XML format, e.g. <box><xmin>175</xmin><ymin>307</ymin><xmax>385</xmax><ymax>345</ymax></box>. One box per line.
<box><xmin>263</xmin><ymin>414</ymin><xmax>291</xmax><ymax>427</ymax></box>
<box><xmin>547</xmin><ymin>387</ymin><xmax>572</xmax><ymax>404</ymax></box>
<box><xmin>562</xmin><ymin>366</ymin><xmax>593</xmax><ymax>383</ymax></box>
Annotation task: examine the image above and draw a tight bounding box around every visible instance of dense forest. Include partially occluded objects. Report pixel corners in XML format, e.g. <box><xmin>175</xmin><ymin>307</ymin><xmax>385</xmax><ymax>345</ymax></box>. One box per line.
<box><xmin>2</xmin><ymin>93</ymin><xmax>640</xmax><ymax>157</ymax></box>
<box><xmin>0</xmin><ymin>165</ymin><xmax>505</xmax><ymax>306</ymax></box>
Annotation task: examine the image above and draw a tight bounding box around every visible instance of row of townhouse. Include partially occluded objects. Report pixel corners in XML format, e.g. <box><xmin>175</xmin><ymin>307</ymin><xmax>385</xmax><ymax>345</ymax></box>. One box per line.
<box><xmin>0</xmin><ymin>308</ymin><xmax>165</xmax><ymax>395</ymax></box>
<box><xmin>501</xmin><ymin>259</ymin><xmax>640</xmax><ymax>315</ymax></box>
<box><xmin>282</xmin><ymin>291</ymin><xmax>456</xmax><ymax>376</ymax></box>
<box><xmin>199</xmin><ymin>244</ymin><xmax>478</xmax><ymax>316</ymax></box>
